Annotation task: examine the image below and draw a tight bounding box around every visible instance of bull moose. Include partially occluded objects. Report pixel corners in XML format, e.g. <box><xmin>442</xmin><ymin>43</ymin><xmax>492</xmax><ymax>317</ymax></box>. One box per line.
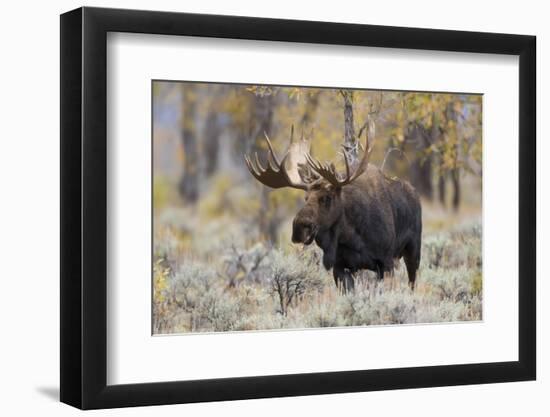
<box><xmin>245</xmin><ymin>127</ymin><xmax>422</xmax><ymax>292</ymax></box>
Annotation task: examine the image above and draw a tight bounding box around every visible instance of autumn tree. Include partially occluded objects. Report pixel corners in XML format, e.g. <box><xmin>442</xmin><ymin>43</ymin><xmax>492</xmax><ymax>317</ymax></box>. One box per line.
<box><xmin>394</xmin><ymin>92</ymin><xmax>482</xmax><ymax>210</ymax></box>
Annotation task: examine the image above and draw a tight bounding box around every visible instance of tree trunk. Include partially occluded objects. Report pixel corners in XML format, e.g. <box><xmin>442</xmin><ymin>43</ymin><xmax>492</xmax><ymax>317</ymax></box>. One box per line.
<box><xmin>341</xmin><ymin>90</ymin><xmax>358</xmax><ymax>164</ymax></box>
<box><xmin>451</xmin><ymin>169</ymin><xmax>460</xmax><ymax>211</ymax></box>
<box><xmin>447</xmin><ymin>101</ymin><xmax>461</xmax><ymax>211</ymax></box>
<box><xmin>406</xmin><ymin>122</ymin><xmax>433</xmax><ymax>200</ymax></box>
<box><xmin>178</xmin><ymin>84</ymin><xmax>199</xmax><ymax>204</ymax></box>
<box><xmin>203</xmin><ymin>111</ymin><xmax>221</xmax><ymax>177</ymax></box>
<box><xmin>252</xmin><ymin>93</ymin><xmax>276</xmax><ymax>242</ymax></box>
<box><xmin>410</xmin><ymin>158</ymin><xmax>432</xmax><ymax>199</ymax></box>
<box><xmin>438</xmin><ymin>127</ymin><xmax>446</xmax><ymax>209</ymax></box>
<box><xmin>438</xmin><ymin>167</ymin><xmax>446</xmax><ymax>207</ymax></box>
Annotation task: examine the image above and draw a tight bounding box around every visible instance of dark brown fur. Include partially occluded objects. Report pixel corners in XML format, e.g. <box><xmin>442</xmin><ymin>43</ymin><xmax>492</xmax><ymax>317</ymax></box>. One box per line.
<box><xmin>292</xmin><ymin>164</ymin><xmax>422</xmax><ymax>292</ymax></box>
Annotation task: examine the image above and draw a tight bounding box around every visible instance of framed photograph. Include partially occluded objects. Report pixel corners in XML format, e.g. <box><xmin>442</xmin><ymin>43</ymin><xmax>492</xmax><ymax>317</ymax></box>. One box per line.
<box><xmin>60</xmin><ymin>6</ymin><xmax>536</xmax><ymax>409</ymax></box>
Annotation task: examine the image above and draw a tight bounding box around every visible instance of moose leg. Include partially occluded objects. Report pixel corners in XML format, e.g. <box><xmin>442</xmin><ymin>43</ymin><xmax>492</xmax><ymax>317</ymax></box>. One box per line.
<box><xmin>404</xmin><ymin>260</ymin><xmax>416</xmax><ymax>290</ymax></box>
<box><xmin>333</xmin><ymin>266</ymin><xmax>355</xmax><ymax>294</ymax></box>
<box><xmin>343</xmin><ymin>269</ymin><xmax>355</xmax><ymax>293</ymax></box>
<box><xmin>403</xmin><ymin>244</ymin><xmax>420</xmax><ymax>290</ymax></box>
<box><xmin>332</xmin><ymin>269</ymin><xmax>340</xmax><ymax>288</ymax></box>
<box><xmin>376</xmin><ymin>262</ymin><xmax>384</xmax><ymax>281</ymax></box>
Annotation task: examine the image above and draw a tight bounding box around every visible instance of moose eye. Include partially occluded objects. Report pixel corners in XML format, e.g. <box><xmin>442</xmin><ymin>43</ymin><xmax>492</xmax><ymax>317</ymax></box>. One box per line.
<box><xmin>319</xmin><ymin>195</ymin><xmax>331</xmax><ymax>208</ymax></box>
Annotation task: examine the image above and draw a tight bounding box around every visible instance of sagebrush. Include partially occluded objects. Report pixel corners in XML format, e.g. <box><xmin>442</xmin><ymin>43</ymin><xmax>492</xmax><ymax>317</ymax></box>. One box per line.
<box><xmin>153</xmin><ymin>215</ymin><xmax>482</xmax><ymax>334</ymax></box>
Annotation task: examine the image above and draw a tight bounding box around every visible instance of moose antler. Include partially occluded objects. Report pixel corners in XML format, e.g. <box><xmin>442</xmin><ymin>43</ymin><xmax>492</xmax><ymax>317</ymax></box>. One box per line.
<box><xmin>244</xmin><ymin>125</ymin><xmax>310</xmax><ymax>190</ymax></box>
<box><xmin>305</xmin><ymin>129</ymin><xmax>371</xmax><ymax>187</ymax></box>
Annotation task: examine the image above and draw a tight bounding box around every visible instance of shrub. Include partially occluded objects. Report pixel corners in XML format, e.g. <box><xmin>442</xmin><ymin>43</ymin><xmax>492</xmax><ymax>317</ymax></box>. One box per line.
<box><xmin>305</xmin><ymin>302</ymin><xmax>343</xmax><ymax>328</ymax></box>
<box><xmin>152</xmin><ymin>259</ymin><xmax>171</xmax><ymax>333</ymax></box>
<box><xmin>220</xmin><ymin>242</ymin><xmax>270</xmax><ymax>287</ymax></box>
<box><xmin>267</xmin><ymin>249</ymin><xmax>325</xmax><ymax>316</ymax></box>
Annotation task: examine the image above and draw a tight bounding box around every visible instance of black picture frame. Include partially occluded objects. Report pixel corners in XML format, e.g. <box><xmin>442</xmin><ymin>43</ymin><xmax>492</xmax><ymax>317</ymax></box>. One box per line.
<box><xmin>60</xmin><ymin>6</ymin><xmax>536</xmax><ymax>410</ymax></box>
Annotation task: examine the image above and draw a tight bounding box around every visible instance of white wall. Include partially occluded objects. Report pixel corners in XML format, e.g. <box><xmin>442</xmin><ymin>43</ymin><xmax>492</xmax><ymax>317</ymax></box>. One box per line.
<box><xmin>0</xmin><ymin>0</ymin><xmax>545</xmax><ymax>415</ymax></box>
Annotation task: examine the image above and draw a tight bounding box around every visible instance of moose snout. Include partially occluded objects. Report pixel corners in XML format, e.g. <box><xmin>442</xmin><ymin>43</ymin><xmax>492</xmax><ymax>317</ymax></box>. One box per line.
<box><xmin>292</xmin><ymin>218</ymin><xmax>317</xmax><ymax>245</ymax></box>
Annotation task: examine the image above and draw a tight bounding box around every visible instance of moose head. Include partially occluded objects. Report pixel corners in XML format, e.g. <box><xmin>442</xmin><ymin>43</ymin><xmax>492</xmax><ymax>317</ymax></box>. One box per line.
<box><xmin>245</xmin><ymin>126</ymin><xmax>371</xmax><ymax>246</ymax></box>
